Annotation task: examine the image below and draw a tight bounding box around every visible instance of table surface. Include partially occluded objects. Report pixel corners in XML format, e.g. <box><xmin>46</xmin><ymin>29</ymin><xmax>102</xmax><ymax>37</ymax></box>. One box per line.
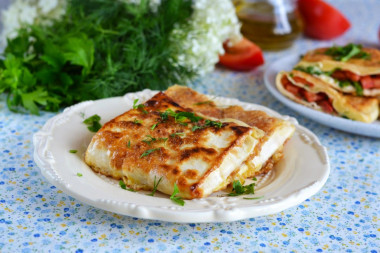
<box><xmin>1</xmin><ymin>0</ymin><xmax>379</xmax><ymax>252</ymax></box>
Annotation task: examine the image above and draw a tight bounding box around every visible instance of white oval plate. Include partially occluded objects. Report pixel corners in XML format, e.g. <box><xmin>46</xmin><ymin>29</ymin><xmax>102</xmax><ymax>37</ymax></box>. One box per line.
<box><xmin>264</xmin><ymin>54</ymin><xmax>380</xmax><ymax>138</ymax></box>
<box><xmin>33</xmin><ymin>89</ymin><xmax>330</xmax><ymax>223</ymax></box>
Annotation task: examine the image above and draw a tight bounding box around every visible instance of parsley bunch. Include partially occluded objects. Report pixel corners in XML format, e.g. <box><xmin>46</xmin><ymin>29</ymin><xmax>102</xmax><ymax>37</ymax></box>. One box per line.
<box><xmin>0</xmin><ymin>0</ymin><xmax>195</xmax><ymax>114</ymax></box>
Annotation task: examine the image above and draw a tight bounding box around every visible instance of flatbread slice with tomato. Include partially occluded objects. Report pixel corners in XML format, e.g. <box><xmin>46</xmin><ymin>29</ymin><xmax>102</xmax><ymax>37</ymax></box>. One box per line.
<box><xmin>276</xmin><ymin>70</ymin><xmax>379</xmax><ymax>123</ymax></box>
<box><xmin>295</xmin><ymin>45</ymin><xmax>380</xmax><ymax>97</ymax></box>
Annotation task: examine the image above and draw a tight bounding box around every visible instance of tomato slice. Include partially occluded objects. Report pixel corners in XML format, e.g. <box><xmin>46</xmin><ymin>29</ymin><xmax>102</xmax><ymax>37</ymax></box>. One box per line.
<box><xmin>219</xmin><ymin>38</ymin><xmax>264</xmax><ymax>71</ymax></box>
<box><xmin>371</xmin><ymin>76</ymin><xmax>380</xmax><ymax>88</ymax></box>
<box><xmin>297</xmin><ymin>0</ymin><xmax>351</xmax><ymax>40</ymax></box>
<box><xmin>360</xmin><ymin>76</ymin><xmax>374</xmax><ymax>89</ymax></box>
<box><xmin>301</xmin><ymin>90</ymin><xmax>326</xmax><ymax>102</ymax></box>
<box><xmin>318</xmin><ymin>100</ymin><xmax>334</xmax><ymax>114</ymax></box>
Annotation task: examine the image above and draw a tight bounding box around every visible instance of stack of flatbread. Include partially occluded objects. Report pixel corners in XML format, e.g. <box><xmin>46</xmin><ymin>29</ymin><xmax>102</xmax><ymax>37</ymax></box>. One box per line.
<box><xmin>276</xmin><ymin>44</ymin><xmax>380</xmax><ymax>123</ymax></box>
<box><xmin>84</xmin><ymin>86</ymin><xmax>295</xmax><ymax>199</ymax></box>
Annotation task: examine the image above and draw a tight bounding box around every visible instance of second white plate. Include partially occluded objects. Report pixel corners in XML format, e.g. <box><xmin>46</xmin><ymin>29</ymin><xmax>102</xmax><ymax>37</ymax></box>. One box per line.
<box><xmin>33</xmin><ymin>89</ymin><xmax>330</xmax><ymax>223</ymax></box>
<box><xmin>264</xmin><ymin>54</ymin><xmax>380</xmax><ymax>138</ymax></box>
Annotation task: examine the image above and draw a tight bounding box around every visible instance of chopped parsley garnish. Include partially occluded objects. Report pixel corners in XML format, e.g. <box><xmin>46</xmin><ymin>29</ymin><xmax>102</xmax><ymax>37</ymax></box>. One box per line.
<box><xmin>170</xmin><ymin>183</ymin><xmax>185</xmax><ymax>206</ymax></box>
<box><xmin>147</xmin><ymin>176</ymin><xmax>163</xmax><ymax>196</ymax></box>
<box><xmin>76</xmin><ymin>172</ymin><xmax>83</xmax><ymax>177</ymax></box>
<box><xmin>325</xmin><ymin>44</ymin><xmax>370</xmax><ymax>62</ymax></box>
<box><xmin>133</xmin><ymin>118</ymin><xmax>142</xmax><ymax>124</ymax></box>
<box><xmin>119</xmin><ymin>180</ymin><xmax>136</xmax><ymax>192</ymax></box>
<box><xmin>83</xmin><ymin>114</ymin><xmax>102</xmax><ymax>132</ymax></box>
<box><xmin>191</xmin><ymin>125</ymin><xmax>204</xmax><ymax>131</ymax></box>
<box><xmin>352</xmin><ymin>81</ymin><xmax>364</xmax><ymax>96</ymax></box>
<box><xmin>294</xmin><ymin>66</ymin><xmax>323</xmax><ymax>75</ymax></box>
<box><xmin>228</xmin><ymin>180</ymin><xmax>256</xmax><ymax>196</ymax></box>
<box><xmin>69</xmin><ymin>149</ymin><xmax>78</xmax><ymax>153</ymax></box>
<box><xmin>205</xmin><ymin>119</ymin><xmax>223</xmax><ymax>128</ymax></box>
<box><xmin>160</xmin><ymin>109</ymin><xmax>201</xmax><ymax>124</ymax></box>
<box><xmin>192</xmin><ymin>119</ymin><xmax>223</xmax><ymax>131</ymax></box>
<box><xmin>127</xmin><ymin>140</ymin><xmax>131</xmax><ymax>148</ymax></box>
<box><xmin>132</xmin><ymin>99</ymin><xmax>148</xmax><ymax>114</ymax></box>
<box><xmin>140</xmin><ymin>148</ymin><xmax>160</xmax><ymax>158</ymax></box>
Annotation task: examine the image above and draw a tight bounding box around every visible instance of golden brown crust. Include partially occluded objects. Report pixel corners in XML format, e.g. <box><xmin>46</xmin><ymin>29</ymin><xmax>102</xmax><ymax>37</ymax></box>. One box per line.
<box><xmin>302</xmin><ymin>48</ymin><xmax>380</xmax><ymax>68</ymax></box>
<box><xmin>165</xmin><ymin>85</ymin><xmax>293</xmax><ymax>178</ymax></box>
<box><xmin>85</xmin><ymin>92</ymin><xmax>256</xmax><ymax>199</ymax></box>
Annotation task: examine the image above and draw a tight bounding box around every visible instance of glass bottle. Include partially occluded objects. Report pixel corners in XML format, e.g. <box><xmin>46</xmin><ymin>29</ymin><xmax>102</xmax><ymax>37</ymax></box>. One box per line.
<box><xmin>234</xmin><ymin>0</ymin><xmax>302</xmax><ymax>50</ymax></box>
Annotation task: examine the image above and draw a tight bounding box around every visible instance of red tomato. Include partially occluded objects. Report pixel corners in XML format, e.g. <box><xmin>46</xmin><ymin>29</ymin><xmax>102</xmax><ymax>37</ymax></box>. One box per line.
<box><xmin>371</xmin><ymin>76</ymin><xmax>380</xmax><ymax>88</ymax></box>
<box><xmin>297</xmin><ymin>0</ymin><xmax>351</xmax><ymax>40</ymax></box>
<box><xmin>318</xmin><ymin>100</ymin><xmax>334</xmax><ymax>114</ymax></box>
<box><xmin>360</xmin><ymin>76</ymin><xmax>374</xmax><ymax>89</ymax></box>
<box><xmin>219</xmin><ymin>38</ymin><xmax>264</xmax><ymax>71</ymax></box>
<box><xmin>301</xmin><ymin>90</ymin><xmax>326</xmax><ymax>102</ymax></box>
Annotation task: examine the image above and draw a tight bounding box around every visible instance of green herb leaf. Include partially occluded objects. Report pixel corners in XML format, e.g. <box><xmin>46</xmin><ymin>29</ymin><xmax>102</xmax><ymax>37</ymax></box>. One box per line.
<box><xmin>83</xmin><ymin>114</ymin><xmax>102</xmax><ymax>132</ymax></box>
<box><xmin>69</xmin><ymin>149</ymin><xmax>78</xmax><ymax>153</ymax></box>
<box><xmin>170</xmin><ymin>183</ymin><xmax>185</xmax><ymax>206</ymax></box>
<box><xmin>142</xmin><ymin>135</ymin><xmax>157</xmax><ymax>145</ymax></box>
<box><xmin>0</xmin><ymin>0</ymin><xmax>195</xmax><ymax>114</ymax></box>
<box><xmin>76</xmin><ymin>172</ymin><xmax>83</xmax><ymax>177</ymax></box>
<box><xmin>127</xmin><ymin>140</ymin><xmax>131</xmax><ymax>148</ymax></box>
<box><xmin>228</xmin><ymin>180</ymin><xmax>256</xmax><ymax>196</ymax></box>
<box><xmin>140</xmin><ymin>148</ymin><xmax>160</xmax><ymax>158</ymax></box>
<box><xmin>151</xmin><ymin>123</ymin><xmax>158</xmax><ymax>130</ymax></box>
<box><xmin>119</xmin><ymin>180</ymin><xmax>136</xmax><ymax>192</ymax></box>
<box><xmin>147</xmin><ymin>176</ymin><xmax>163</xmax><ymax>196</ymax></box>
<box><xmin>325</xmin><ymin>44</ymin><xmax>370</xmax><ymax>62</ymax></box>
<box><xmin>132</xmin><ymin>99</ymin><xmax>148</xmax><ymax>114</ymax></box>
<box><xmin>352</xmin><ymin>81</ymin><xmax>364</xmax><ymax>96</ymax></box>
<box><xmin>170</xmin><ymin>132</ymin><xmax>185</xmax><ymax>137</ymax></box>
<box><xmin>205</xmin><ymin>119</ymin><xmax>223</xmax><ymax>128</ymax></box>
<box><xmin>133</xmin><ymin>118</ymin><xmax>142</xmax><ymax>124</ymax></box>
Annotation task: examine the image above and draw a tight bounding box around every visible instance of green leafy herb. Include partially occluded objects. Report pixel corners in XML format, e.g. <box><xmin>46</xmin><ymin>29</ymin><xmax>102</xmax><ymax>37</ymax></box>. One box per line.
<box><xmin>0</xmin><ymin>0</ymin><xmax>195</xmax><ymax>114</ymax></box>
<box><xmin>140</xmin><ymin>148</ymin><xmax>160</xmax><ymax>158</ymax></box>
<box><xmin>170</xmin><ymin>132</ymin><xmax>185</xmax><ymax>137</ymax></box>
<box><xmin>142</xmin><ymin>135</ymin><xmax>157</xmax><ymax>145</ymax></box>
<box><xmin>76</xmin><ymin>172</ymin><xmax>83</xmax><ymax>177</ymax></box>
<box><xmin>127</xmin><ymin>140</ymin><xmax>131</xmax><ymax>148</ymax></box>
<box><xmin>119</xmin><ymin>180</ymin><xmax>136</xmax><ymax>192</ymax></box>
<box><xmin>133</xmin><ymin>118</ymin><xmax>142</xmax><ymax>124</ymax></box>
<box><xmin>191</xmin><ymin>125</ymin><xmax>204</xmax><ymax>131</ymax></box>
<box><xmin>133</xmin><ymin>99</ymin><xmax>148</xmax><ymax>114</ymax></box>
<box><xmin>325</xmin><ymin>44</ymin><xmax>370</xmax><ymax>62</ymax></box>
<box><xmin>294</xmin><ymin>66</ymin><xmax>323</xmax><ymax>75</ymax></box>
<box><xmin>69</xmin><ymin>149</ymin><xmax>78</xmax><ymax>153</ymax></box>
<box><xmin>205</xmin><ymin>119</ymin><xmax>223</xmax><ymax>128</ymax></box>
<box><xmin>147</xmin><ymin>176</ymin><xmax>163</xmax><ymax>196</ymax></box>
<box><xmin>338</xmin><ymin>80</ymin><xmax>352</xmax><ymax>88</ymax></box>
<box><xmin>151</xmin><ymin>123</ymin><xmax>158</xmax><ymax>130</ymax></box>
<box><xmin>352</xmin><ymin>81</ymin><xmax>364</xmax><ymax>96</ymax></box>
<box><xmin>170</xmin><ymin>183</ymin><xmax>185</xmax><ymax>206</ymax></box>
<box><xmin>83</xmin><ymin>114</ymin><xmax>102</xmax><ymax>132</ymax></box>
<box><xmin>228</xmin><ymin>180</ymin><xmax>256</xmax><ymax>196</ymax></box>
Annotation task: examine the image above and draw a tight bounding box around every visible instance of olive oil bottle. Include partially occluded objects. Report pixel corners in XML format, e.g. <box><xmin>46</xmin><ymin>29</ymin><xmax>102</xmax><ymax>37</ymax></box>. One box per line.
<box><xmin>234</xmin><ymin>0</ymin><xmax>302</xmax><ymax>50</ymax></box>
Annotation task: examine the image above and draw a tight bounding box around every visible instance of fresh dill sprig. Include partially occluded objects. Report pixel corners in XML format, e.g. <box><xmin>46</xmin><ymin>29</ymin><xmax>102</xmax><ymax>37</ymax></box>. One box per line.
<box><xmin>147</xmin><ymin>176</ymin><xmax>163</xmax><ymax>196</ymax></box>
<box><xmin>170</xmin><ymin>183</ymin><xmax>185</xmax><ymax>206</ymax></box>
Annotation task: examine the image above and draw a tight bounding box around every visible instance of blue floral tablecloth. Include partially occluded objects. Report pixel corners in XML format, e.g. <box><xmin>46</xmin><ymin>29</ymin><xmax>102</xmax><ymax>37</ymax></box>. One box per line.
<box><xmin>0</xmin><ymin>0</ymin><xmax>379</xmax><ymax>252</ymax></box>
